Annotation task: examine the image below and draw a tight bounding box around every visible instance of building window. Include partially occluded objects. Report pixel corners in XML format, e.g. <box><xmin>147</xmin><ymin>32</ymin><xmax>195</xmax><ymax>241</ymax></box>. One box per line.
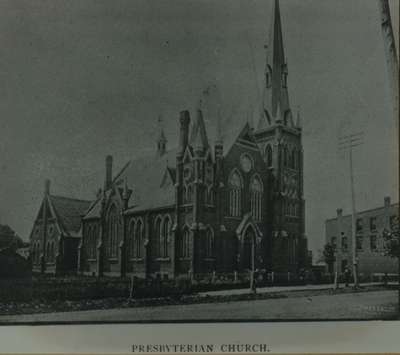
<box><xmin>87</xmin><ymin>225</ymin><xmax>97</xmax><ymax>259</ymax></box>
<box><xmin>250</xmin><ymin>175</ymin><xmax>263</xmax><ymax>221</ymax></box>
<box><xmin>135</xmin><ymin>219</ymin><xmax>143</xmax><ymax>258</ymax></box>
<box><xmin>290</xmin><ymin>149</ymin><xmax>296</xmax><ymax>169</ymax></box>
<box><xmin>187</xmin><ymin>184</ymin><xmax>193</xmax><ymax>203</ymax></box>
<box><xmin>155</xmin><ymin>217</ymin><xmax>162</xmax><ymax>257</ymax></box>
<box><xmin>265</xmin><ymin>144</ymin><xmax>273</xmax><ymax>167</ymax></box>
<box><xmin>341</xmin><ymin>236</ymin><xmax>348</xmax><ymax>251</ymax></box>
<box><xmin>356</xmin><ymin>235</ymin><xmax>363</xmax><ymax>250</ymax></box>
<box><xmin>128</xmin><ymin>220</ymin><xmax>136</xmax><ymax>259</ymax></box>
<box><xmin>283</xmin><ymin>146</ymin><xmax>288</xmax><ymax>167</ymax></box>
<box><xmin>229</xmin><ymin>170</ymin><xmax>242</xmax><ymax>217</ymax></box>
<box><xmin>356</xmin><ymin>218</ymin><xmax>363</xmax><ymax>233</ymax></box>
<box><xmin>206</xmin><ymin>187</ymin><xmax>214</xmax><ymax>205</ymax></box>
<box><xmin>107</xmin><ymin>205</ymin><xmax>119</xmax><ymax>259</ymax></box>
<box><xmin>369</xmin><ymin>217</ymin><xmax>377</xmax><ymax>231</ymax></box>
<box><xmin>370</xmin><ymin>235</ymin><xmax>377</xmax><ymax>251</ymax></box>
<box><xmin>161</xmin><ymin>217</ymin><xmax>171</xmax><ymax>258</ymax></box>
<box><xmin>205</xmin><ymin>227</ymin><xmax>214</xmax><ymax>258</ymax></box>
<box><xmin>179</xmin><ymin>228</ymin><xmax>190</xmax><ymax>258</ymax></box>
<box><xmin>331</xmin><ymin>236</ymin><xmax>337</xmax><ymax>250</ymax></box>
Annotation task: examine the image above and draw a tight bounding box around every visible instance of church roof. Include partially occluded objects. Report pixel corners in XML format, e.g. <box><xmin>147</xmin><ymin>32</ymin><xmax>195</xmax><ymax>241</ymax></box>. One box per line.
<box><xmin>117</xmin><ymin>149</ymin><xmax>177</xmax><ymax>213</ymax></box>
<box><xmin>48</xmin><ymin>195</ymin><xmax>91</xmax><ymax>237</ymax></box>
<box><xmin>83</xmin><ymin>149</ymin><xmax>177</xmax><ymax>219</ymax></box>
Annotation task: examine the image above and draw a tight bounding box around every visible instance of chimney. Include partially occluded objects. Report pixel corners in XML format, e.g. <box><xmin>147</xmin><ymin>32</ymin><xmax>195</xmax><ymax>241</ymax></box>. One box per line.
<box><xmin>178</xmin><ymin>110</ymin><xmax>190</xmax><ymax>155</ymax></box>
<box><xmin>336</xmin><ymin>208</ymin><xmax>343</xmax><ymax>217</ymax></box>
<box><xmin>384</xmin><ymin>196</ymin><xmax>391</xmax><ymax>207</ymax></box>
<box><xmin>104</xmin><ymin>155</ymin><xmax>113</xmax><ymax>190</ymax></box>
<box><xmin>44</xmin><ymin>179</ymin><xmax>51</xmax><ymax>195</ymax></box>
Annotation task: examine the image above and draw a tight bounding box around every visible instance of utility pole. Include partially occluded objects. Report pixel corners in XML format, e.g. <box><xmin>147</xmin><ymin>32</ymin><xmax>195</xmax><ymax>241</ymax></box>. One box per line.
<box><xmin>377</xmin><ymin>0</ymin><xmax>399</xmax><ymax>132</ymax></box>
<box><xmin>339</xmin><ymin>132</ymin><xmax>364</xmax><ymax>288</ymax></box>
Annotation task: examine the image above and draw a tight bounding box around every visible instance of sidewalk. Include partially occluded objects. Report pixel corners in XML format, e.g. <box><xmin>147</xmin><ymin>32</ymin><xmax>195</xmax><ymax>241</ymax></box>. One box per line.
<box><xmin>198</xmin><ymin>282</ymin><xmax>389</xmax><ymax>297</ymax></box>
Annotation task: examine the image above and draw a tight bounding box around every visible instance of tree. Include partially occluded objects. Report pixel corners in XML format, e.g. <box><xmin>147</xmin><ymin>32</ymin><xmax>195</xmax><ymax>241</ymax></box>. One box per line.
<box><xmin>382</xmin><ymin>216</ymin><xmax>399</xmax><ymax>317</ymax></box>
<box><xmin>322</xmin><ymin>243</ymin><xmax>335</xmax><ymax>276</ymax></box>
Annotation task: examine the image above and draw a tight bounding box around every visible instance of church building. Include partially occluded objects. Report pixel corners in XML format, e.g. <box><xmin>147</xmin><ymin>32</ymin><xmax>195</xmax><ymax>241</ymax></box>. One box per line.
<box><xmin>30</xmin><ymin>0</ymin><xmax>308</xmax><ymax>279</ymax></box>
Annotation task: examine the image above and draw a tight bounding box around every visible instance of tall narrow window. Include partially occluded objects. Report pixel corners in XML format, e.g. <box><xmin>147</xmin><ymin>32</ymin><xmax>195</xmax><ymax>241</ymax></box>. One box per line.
<box><xmin>155</xmin><ymin>217</ymin><xmax>162</xmax><ymax>257</ymax></box>
<box><xmin>229</xmin><ymin>170</ymin><xmax>242</xmax><ymax>217</ymax></box>
<box><xmin>265</xmin><ymin>144</ymin><xmax>273</xmax><ymax>167</ymax></box>
<box><xmin>135</xmin><ymin>219</ymin><xmax>143</xmax><ymax>258</ymax></box>
<box><xmin>291</xmin><ymin>148</ymin><xmax>296</xmax><ymax>169</ymax></box>
<box><xmin>205</xmin><ymin>227</ymin><xmax>214</xmax><ymax>258</ymax></box>
<box><xmin>129</xmin><ymin>220</ymin><xmax>136</xmax><ymax>259</ymax></box>
<box><xmin>250</xmin><ymin>175</ymin><xmax>263</xmax><ymax>221</ymax></box>
<box><xmin>283</xmin><ymin>146</ymin><xmax>288</xmax><ymax>167</ymax></box>
<box><xmin>107</xmin><ymin>205</ymin><xmax>119</xmax><ymax>258</ymax></box>
<box><xmin>162</xmin><ymin>217</ymin><xmax>170</xmax><ymax>257</ymax></box>
<box><xmin>179</xmin><ymin>228</ymin><xmax>190</xmax><ymax>258</ymax></box>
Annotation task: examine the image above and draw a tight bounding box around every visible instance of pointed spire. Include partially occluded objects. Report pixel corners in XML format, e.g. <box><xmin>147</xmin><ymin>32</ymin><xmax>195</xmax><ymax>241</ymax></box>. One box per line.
<box><xmin>296</xmin><ymin>106</ymin><xmax>302</xmax><ymax>129</ymax></box>
<box><xmin>190</xmin><ymin>108</ymin><xmax>209</xmax><ymax>152</ymax></box>
<box><xmin>215</xmin><ymin>108</ymin><xmax>223</xmax><ymax>145</ymax></box>
<box><xmin>257</xmin><ymin>0</ymin><xmax>292</xmax><ymax>129</ymax></box>
<box><xmin>157</xmin><ymin>114</ymin><xmax>167</xmax><ymax>156</ymax></box>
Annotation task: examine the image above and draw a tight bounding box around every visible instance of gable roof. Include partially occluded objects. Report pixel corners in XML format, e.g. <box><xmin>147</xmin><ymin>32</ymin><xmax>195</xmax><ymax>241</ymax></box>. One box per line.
<box><xmin>48</xmin><ymin>195</ymin><xmax>91</xmax><ymax>237</ymax></box>
<box><xmin>83</xmin><ymin>149</ymin><xmax>177</xmax><ymax>219</ymax></box>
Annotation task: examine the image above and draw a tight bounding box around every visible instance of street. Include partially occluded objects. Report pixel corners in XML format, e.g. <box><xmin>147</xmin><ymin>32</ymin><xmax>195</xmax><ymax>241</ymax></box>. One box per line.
<box><xmin>0</xmin><ymin>289</ymin><xmax>397</xmax><ymax>323</ymax></box>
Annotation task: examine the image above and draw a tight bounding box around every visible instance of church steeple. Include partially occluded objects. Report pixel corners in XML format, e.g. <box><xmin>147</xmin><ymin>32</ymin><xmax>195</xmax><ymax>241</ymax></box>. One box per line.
<box><xmin>258</xmin><ymin>0</ymin><xmax>293</xmax><ymax>129</ymax></box>
<box><xmin>157</xmin><ymin>115</ymin><xmax>167</xmax><ymax>156</ymax></box>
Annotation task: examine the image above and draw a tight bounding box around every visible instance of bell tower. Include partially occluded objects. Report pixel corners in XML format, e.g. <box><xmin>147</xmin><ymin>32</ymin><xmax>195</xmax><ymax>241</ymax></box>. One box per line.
<box><xmin>254</xmin><ymin>0</ymin><xmax>306</xmax><ymax>273</ymax></box>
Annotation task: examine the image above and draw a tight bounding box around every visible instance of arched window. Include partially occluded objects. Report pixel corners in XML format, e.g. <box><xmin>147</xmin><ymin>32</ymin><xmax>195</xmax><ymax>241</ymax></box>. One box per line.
<box><xmin>135</xmin><ymin>219</ymin><xmax>143</xmax><ymax>258</ymax></box>
<box><xmin>291</xmin><ymin>148</ymin><xmax>296</xmax><ymax>169</ymax></box>
<box><xmin>179</xmin><ymin>228</ymin><xmax>190</xmax><ymax>258</ymax></box>
<box><xmin>206</xmin><ymin>187</ymin><xmax>214</xmax><ymax>205</ymax></box>
<box><xmin>283</xmin><ymin>146</ymin><xmax>288</xmax><ymax>167</ymax></box>
<box><xmin>265</xmin><ymin>144</ymin><xmax>273</xmax><ymax>167</ymax></box>
<box><xmin>162</xmin><ymin>217</ymin><xmax>171</xmax><ymax>257</ymax></box>
<box><xmin>155</xmin><ymin>217</ymin><xmax>162</xmax><ymax>257</ymax></box>
<box><xmin>187</xmin><ymin>184</ymin><xmax>193</xmax><ymax>203</ymax></box>
<box><xmin>229</xmin><ymin>170</ymin><xmax>242</xmax><ymax>217</ymax></box>
<box><xmin>107</xmin><ymin>205</ymin><xmax>119</xmax><ymax>259</ymax></box>
<box><xmin>250</xmin><ymin>175</ymin><xmax>263</xmax><ymax>221</ymax></box>
<box><xmin>205</xmin><ymin>227</ymin><xmax>214</xmax><ymax>258</ymax></box>
<box><xmin>182</xmin><ymin>185</ymin><xmax>187</xmax><ymax>204</ymax></box>
<box><xmin>128</xmin><ymin>220</ymin><xmax>136</xmax><ymax>259</ymax></box>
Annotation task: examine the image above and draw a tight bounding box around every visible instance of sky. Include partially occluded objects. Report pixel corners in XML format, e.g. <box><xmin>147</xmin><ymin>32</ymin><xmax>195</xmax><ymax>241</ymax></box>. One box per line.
<box><xmin>0</xmin><ymin>0</ymin><xmax>398</xmax><ymax>260</ymax></box>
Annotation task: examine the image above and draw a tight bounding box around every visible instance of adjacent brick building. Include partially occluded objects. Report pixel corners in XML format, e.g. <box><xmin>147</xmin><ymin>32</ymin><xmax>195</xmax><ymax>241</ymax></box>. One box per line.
<box><xmin>325</xmin><ymin>197</ymin><xmax>399</xmax><ymax>277</ymax></box>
